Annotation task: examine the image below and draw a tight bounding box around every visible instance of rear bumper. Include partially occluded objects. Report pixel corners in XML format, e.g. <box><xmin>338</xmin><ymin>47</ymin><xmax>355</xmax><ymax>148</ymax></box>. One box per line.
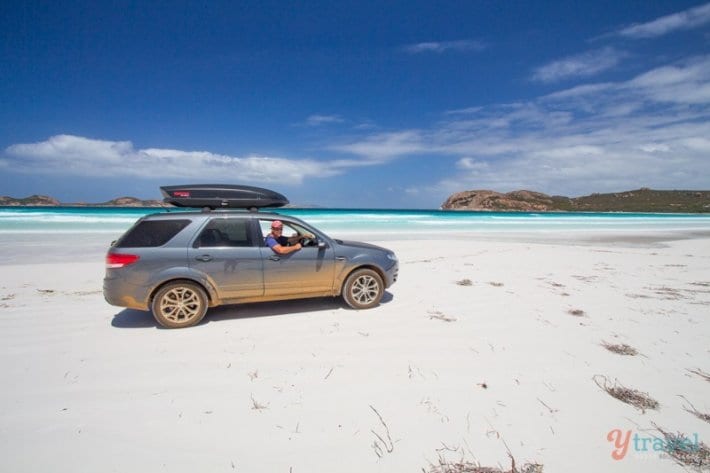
<box><xmin>103</xmin><ymin>276</ymin><xmax>151</xmax><ymax>311</ymax></box>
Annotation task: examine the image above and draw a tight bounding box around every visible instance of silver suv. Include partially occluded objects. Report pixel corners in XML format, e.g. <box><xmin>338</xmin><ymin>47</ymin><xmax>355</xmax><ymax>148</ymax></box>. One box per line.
<box><xmin>103</xmin><ymin>210</ymin><xmax>399</xmax><ymax>328</ymax></box>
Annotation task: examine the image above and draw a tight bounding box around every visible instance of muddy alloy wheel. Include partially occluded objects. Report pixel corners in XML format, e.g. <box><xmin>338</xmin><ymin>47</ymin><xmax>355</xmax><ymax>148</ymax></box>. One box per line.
<box><xmin>151</xmin><ymin>281</ymin><xmax>208</xmax><ymax>328</ymax></box>
<box><xmin>343</xmin><ymin>268</ymin><xmax>384</xmax><ymax>309</ymax></box>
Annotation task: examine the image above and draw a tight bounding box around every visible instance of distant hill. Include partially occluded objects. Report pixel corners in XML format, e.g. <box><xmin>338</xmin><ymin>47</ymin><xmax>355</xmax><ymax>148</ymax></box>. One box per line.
<box><xmin>96</xmin><ymin>197</ymin><xmax>165</xmax><ymax>207</ymax></box>
<box><xmin>0</xmin><ymin>195</ymin><xmax>61</xmax><ymax>206</ymax></box>
<box><xmin>441</xmin><ymin>188</ymin><xmax>710</xmax><ymax>213</ymax></box>
<box><xmin>0</xmin><ymin>195</ymin><xmax>165</xmax><ymax>207</ymax></box>
<box><xmin>0</xmin><ymin>194</ymin><xmax>322</xmax><ymax>208</ymax></box>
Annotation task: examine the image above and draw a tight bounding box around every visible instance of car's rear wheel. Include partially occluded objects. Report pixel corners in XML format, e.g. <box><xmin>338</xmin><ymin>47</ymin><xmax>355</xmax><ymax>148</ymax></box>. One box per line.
<box><xmin>343</xmin><ymin>268</ymin><xmax>384</xmax><ymax>309</ymax></box>
<box><xmin>151</xmin><ymin>281</ymin><xmax>208</xmax><ymax>328</ymax></box>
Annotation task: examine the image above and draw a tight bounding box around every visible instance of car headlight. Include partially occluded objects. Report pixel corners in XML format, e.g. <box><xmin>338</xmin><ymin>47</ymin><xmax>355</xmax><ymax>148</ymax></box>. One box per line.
<box><xmin>386</xmin><ymin>252</ymin><xmax>398</xmax><ymax>261</ymax></box>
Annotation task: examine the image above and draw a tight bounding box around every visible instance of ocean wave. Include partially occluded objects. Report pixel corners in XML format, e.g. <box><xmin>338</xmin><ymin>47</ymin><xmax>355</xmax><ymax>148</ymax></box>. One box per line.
<box><xmin>0</xmin><ymin>215</ymin><xmax>139</xmax><ymax>224</ymax></box>
<box><xmin>0</xmin><ymin>229</ymin><xmax>128</xmax><ymax>234</ymax></box>
<box><xmin>1</xmin><ymin>208</ymin><xmax>709</xmax><ymax>235</ymax></box>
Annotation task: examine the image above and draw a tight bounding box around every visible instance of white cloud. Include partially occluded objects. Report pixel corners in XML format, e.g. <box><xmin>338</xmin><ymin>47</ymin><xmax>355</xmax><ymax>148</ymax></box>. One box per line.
<box><xmin>444</xmin><ymin>106</ymin><xmax>484</xmax><ymax>116</ymax></box>
<box><xmin>618</xmin><ymin>2</ymin><xmax>710</xmax><ymax>38</ymax></box>
<box><xmin>542</xmin><ymin>83</ymin><xmax>614</xmax><ymax>100</ymax></box>
<box><xmin>3</xmin><ymin>135</ymin><xmax>337</xmax><ymax>183</ymax></box>
<box><xmin>329</xmin><ymin>131</ymin><xmax>425</xmax><ymax>161</ymax></box>
<box><xmin>334</xmin><ymin>55</ymin><xmax>710</xmax><ymax>197</ymax></box>
<box><xmin>305</xmin><ymin>114</ymin><xmax>345</xmax><ymax>126</ymax></box>
<box><xmin>456</xmin><ymin>157</ymin><xmax>490</xmax><ymax>172</ymax></box>
<box><xmin>529</xmin><ymin>145</ymin><xmax>604</xmax><ymax>160</ymax></box>
<box><xmin>541</xmin><ymin>56</ymin><xmax>710</xmax><ymax>109</ymax></box>
<box><xmin>627</xmin><ymin>56</ymin><xmax>710</xmax><ymax>104</ymax></box>
<box><xmin>403</xmin><ymin>40</ymin><xmax>485</xmax><ymax>54</ymax></box>
<box><xmin>532</xmin><ymin>47</ymin><xmax>624</xmax><ymax>83</ymax></box>
<box><xmin>638</xmin><ymin>143</ymin><xmax>670</xmax><ymax>153</ymax></box>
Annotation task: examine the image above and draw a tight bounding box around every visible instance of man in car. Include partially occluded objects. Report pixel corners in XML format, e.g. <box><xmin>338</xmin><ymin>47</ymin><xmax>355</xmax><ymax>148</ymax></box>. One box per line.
<box><xmin>264</xmin><ymin>220</ymin><xmax>303</xmax><ymax>254</ymax></box>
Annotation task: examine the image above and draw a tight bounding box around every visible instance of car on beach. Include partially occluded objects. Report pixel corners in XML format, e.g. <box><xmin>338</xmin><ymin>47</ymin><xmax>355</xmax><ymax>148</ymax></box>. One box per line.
<box><xmin>103</xmin><ymin>185</ymin><xmax>399</xmax><ymax>328</ymax></box>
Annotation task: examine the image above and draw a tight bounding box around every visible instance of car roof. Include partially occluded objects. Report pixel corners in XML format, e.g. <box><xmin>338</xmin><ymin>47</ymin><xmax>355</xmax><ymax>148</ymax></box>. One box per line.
<box><xmin>142</xmin><ymin>209</ymin><xmax>292</xmax><ymax>221</ymax></box>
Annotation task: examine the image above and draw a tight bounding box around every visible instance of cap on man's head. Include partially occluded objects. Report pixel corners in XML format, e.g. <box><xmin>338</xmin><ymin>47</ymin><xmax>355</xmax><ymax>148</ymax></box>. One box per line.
<box><xmin>271</xmin><ymin>220</ymin><xmax>283</xmax><ymax>229</ymax></box>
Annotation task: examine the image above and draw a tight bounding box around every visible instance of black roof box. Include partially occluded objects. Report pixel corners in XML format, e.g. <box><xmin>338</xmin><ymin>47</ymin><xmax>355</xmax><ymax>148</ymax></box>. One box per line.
<box><xmin>161</xmin><ymin>184</ymin><xmax>289</xmax><ymax>209</ymax></box>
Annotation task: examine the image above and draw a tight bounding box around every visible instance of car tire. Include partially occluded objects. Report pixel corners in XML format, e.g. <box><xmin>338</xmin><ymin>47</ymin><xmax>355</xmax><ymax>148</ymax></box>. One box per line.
<box><xmin>342</xmin><ymin>268</ymin><xmax>384</xmax><ymax>310</ymax></box>
<box><xmin>151</xmin><ymin>281</ymin><xmax>208</xmax><ymax>328</ymax></box>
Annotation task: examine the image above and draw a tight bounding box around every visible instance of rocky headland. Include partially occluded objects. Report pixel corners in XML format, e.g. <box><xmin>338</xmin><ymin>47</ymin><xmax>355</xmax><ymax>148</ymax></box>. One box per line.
<box><xmin>442</xmin><ymin>188</ymin><xmax>710</xmax><ymax>213</ymax></box>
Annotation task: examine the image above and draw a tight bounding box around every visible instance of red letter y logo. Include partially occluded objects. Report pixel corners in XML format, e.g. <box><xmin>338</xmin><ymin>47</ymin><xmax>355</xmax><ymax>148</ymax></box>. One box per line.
<box><xmin>607</xmin><ymin>429</ymin><xmax>631</xmax><ymax>460</ymax></box>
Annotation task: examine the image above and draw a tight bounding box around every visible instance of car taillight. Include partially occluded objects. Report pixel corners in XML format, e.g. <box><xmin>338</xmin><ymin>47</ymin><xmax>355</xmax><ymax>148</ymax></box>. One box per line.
<box><xmin>106</xmin><ymin>253</ymin><xmax>140</xmax><ymax>268</ymax></box>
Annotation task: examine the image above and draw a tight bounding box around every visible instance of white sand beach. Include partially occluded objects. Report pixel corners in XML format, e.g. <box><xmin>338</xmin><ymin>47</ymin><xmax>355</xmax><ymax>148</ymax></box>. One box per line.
<box><xmin>1</xmin><ymin>232</ymin><xmax>709</xmax><ymax>472</ymax></box>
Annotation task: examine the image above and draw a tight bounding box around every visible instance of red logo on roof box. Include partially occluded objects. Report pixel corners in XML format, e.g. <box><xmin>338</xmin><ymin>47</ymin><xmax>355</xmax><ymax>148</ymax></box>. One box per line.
<box><xmin>173</xmin><ymin>191</ymin><xmax>190</xmax><ymax>197</ymax></box>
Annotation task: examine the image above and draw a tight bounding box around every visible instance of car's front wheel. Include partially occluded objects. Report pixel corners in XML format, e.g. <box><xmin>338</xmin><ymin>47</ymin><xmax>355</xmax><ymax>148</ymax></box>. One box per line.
<box><xmin>151</xmin><ymin>281</ymin><xmax>208</xmax><ymax>328</ymax></box>
<box><xmin>342</xmin><ymin>268</ymin><xmax>384</xmax><ymax>309</ymax></box>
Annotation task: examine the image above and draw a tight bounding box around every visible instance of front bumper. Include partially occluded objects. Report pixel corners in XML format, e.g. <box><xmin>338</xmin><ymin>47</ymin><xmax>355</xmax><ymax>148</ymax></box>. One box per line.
<box><xmin>384</xmin><ymin>260</ymin><xmax>399</xmax><ymax>288</ymax></box>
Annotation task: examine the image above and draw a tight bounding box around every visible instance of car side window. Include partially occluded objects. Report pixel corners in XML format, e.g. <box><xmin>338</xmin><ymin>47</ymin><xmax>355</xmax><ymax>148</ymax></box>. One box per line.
<box><xmin>259</xmin><ymin>219</ymin><xmax>298</xmax><ymax>246</ymax></box>
<box><xmin>197</xmin><ymin>218</ymin><xmax>252</xmax><ymax>247</ymax></box>
<box><xmin>259</xmin><ymin>219</ymin><xmax>320</xmax><ymax>247</ymax></box>
<box><xmin>258</xmin><ymin>220</ymin><xmax>271</xmax><ymax>242</ymax></box>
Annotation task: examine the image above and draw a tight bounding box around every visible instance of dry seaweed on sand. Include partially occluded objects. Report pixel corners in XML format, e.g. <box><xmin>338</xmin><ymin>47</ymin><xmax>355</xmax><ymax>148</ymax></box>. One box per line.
<box><xmin>601</xmin><ymin>341</ymin><xmax>639</xmax><ymax>356</ymax></box>
<box><xmin>567</xmin><ymin>309</ymin><xmax>586</xmax><ymax>317</ymax></box>
<box><xmin>688</xmin><ymin>410</ymin><xmax>710</xmax><ymax>424</ymax></box>
<box><xmin>456</xmin><ymin>279</ymin><xmax>473</xmax><ymax>286</ymax></box>
<box><xmin>370</xmin><ymin>405</ymin><xmax>394</xmax><ymax>458</ymax></box>
<box><xmin>593</xmin><ymin>375</ymin><xmax>659</xmax><ymax>413</ymax></box>
<box><xmin>653</xmin><ymin>424</ymin><xmax>710</xmax><ymax>470</ymax></box>
<box><xmin>679</xmin><ymin>396</ymin><xmax>710</xmax><ymax>424</ymax></box>
<box><xmin>250</xmin><ymin>394</ymin><xmax>268</xmax><ymax>410</ymax></box>
<box><xmin>428</xmin><ymin>310</ymin><xmax>457</xmax><ymax>322</ymax></box>
<box><xmin>425</xmin><ymin>454</ymin><xmax>543</xmax><ymax>473</ymax></box>
<box><xmin>688</xmin><ymin>368</ymin><xmax>710</xmax><ymax>383</ymax></box>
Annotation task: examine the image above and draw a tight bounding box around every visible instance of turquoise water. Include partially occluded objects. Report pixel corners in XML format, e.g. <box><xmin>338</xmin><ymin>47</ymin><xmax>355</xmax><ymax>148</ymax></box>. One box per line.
<box><xmin>2</xmin><ymin>206</ymin><xmax>710</xmax><ymax>236</ymax></box>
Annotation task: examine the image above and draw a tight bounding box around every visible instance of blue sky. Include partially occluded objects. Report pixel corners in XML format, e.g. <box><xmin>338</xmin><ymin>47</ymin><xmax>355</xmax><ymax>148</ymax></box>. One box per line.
<box><xmin>1</xmin><ymin>1</ymin><xmax>709</xmax><ymax>208</ymax></box>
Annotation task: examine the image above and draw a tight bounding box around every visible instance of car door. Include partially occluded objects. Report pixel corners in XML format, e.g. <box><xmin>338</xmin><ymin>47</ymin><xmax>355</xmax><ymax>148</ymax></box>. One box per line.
<box><xmin>258</xmin><ymin>219</ymin><xmax>336</xmax><ymax>297</ymax></box>
<box><xmin>188</xmin><ymin>217</ymin><xmax>264</xmax><ymax>299</ymax></box>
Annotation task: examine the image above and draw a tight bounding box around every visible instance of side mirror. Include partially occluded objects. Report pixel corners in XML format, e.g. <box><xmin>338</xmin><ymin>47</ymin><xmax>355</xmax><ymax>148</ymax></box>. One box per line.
<box><xmin>317</xmin><ymin>239</ymin><xmax>327</xmax><ymax>249</ymax></box>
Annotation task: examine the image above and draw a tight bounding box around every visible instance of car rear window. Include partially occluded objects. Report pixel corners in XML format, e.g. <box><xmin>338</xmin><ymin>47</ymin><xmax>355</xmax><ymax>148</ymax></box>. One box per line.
<box><xmin>116</xmin><ymin>219</ymin><xmax>191</xmax><ymax>248</ymax></box>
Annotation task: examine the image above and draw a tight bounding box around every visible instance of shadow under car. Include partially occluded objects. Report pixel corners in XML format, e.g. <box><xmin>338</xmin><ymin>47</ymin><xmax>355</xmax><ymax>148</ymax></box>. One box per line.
<box><xmin>111</xmin><ymin>292</ymin><xmax>394</xmax><ymax>329</ymax></box>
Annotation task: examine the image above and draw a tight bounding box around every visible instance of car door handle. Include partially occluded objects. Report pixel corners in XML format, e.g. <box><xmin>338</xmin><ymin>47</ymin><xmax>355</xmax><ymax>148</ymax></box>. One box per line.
<box><xmin>268</xmin><ymin>255</ymin><xmax>281</xmax><ymax>261</ymax></box>
<box><xmin>195</xmin><ymin>255</ymin><xmax>213</xmax><ymax>262</ymax></box>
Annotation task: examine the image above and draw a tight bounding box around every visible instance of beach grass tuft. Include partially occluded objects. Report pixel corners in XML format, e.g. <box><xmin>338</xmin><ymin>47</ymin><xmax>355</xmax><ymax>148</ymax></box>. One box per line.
<box><xmin>456</xmin><ymin>279</ymin><xmax>473</xmax><ymax>286</ymax></box>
